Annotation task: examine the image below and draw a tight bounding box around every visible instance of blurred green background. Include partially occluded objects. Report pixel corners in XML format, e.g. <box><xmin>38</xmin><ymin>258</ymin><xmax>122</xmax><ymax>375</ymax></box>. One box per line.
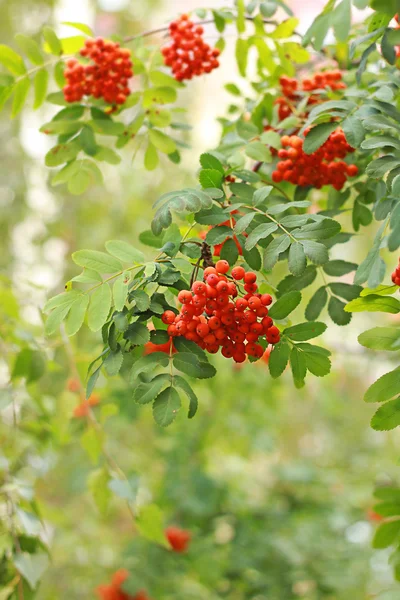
<box><xmin>1</xmin><ymin>0</ymin><xmax>400</xmax><ymax>598</ymax></box>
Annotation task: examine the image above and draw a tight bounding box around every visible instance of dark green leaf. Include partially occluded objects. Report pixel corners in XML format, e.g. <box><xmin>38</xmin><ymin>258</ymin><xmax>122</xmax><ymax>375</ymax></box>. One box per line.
<box><xmin>269</xmin><ymin>291</ymin><xmax>301</xmax><ymax>320</ymax></box>
<box><xmin>305</xmin><ymin>286</ymin><xmax>328</xmax><ymax>321</ymax></box>
<box><xmin>328</xmin><ymin>296</ymin><xmax>351</xmax><ymax>326</ymax></box>
<box><xmin>364</xmin><ymin>368</ymin><xmax>400</xmax><ymax>403</ymax></box>
<box><xmin>284</xmin><ymin>322</ymin><xmax>327</xmax><ymax>342</ymax></box>
<box><xmin>153</xmin><ymin>385</ymin><xmax>181</xmax><ymax>427</ymax></box>
<box><xmin>268</xmin><ymin>342</ymin><xmax>290</xmax><ymax>378</ymax></box>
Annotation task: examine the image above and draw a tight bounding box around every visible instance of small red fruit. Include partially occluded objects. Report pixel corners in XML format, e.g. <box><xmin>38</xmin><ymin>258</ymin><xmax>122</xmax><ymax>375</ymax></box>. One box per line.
<box><xmin>231</xmin><ymin>266</ymin><xmax>245</xmax><ymax>280</ymax></box>
<box><xmin>165</xmin><ymin>526</ymin><xmax>191</xmax><ymax>552</ymax></box>
<box><xmin>216</xmin><ymin>260</ymin><xmax>230</xmax><ymax>274</ymax></box>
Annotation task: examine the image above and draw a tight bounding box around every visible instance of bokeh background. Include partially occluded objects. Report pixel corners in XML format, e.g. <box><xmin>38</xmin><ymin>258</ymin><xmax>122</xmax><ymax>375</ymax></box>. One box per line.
<box><xmin>1</xmin><ymin>0</ymin><xmax>400</xmax><ymax>598</ymax></box>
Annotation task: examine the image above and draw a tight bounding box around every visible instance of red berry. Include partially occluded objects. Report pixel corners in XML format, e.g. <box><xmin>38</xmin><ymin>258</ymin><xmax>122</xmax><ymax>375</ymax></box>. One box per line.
<box><xmin>192</xmin><ymin>281</ymin><xmax>207</xmax><ymax>295</ymax></box>
<box><xmin>206</xmin><ymin>274</ymin><xmax>219</xmax><ymax>287</ymax></box>
<box><xmin>178</xmin><ymin>290</ymin><xmax>192</xmax><ymax>304</ymax></box>
<box><xmin>260</xmin><ymin>294</ymin><xmax>273</xmax><ymax>306</ymax></box>
<box><xmin>162</xmin><ymin>310</ymin><xmax>176</xmax><ymax>324</ymax></box>
<box><xmin>196</xmin><ymin>323</ymin><xmax>210</xmax><ymax>338</ymax></box>
<box><xmin>166</xmin><ymin>526</ymin><xmax>191</xmax><ymax>552</ymax></box>
<box><xmin>244</xmin><ymin>272</ymin><xmax>257</xmax><ymax>284</ymax></box>
<box><xmin>231</xmin><ymin>266</ymin><xmax>245</xmax><ymax>280</ymax></box>
<box><xmin>216</xmin><ymin>260</ymin><xmax>229</xmax><ymax>274</ymax></box>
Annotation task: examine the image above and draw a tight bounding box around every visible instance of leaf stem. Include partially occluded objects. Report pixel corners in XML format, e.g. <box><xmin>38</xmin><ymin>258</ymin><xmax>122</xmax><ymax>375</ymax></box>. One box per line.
<box><xmin>243</xmin><ymin>204</ymin><xmax>298</xmax><ymax>242</ymax></box>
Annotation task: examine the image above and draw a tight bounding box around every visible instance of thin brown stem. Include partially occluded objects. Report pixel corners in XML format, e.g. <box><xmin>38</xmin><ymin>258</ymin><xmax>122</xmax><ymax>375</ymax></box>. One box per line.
<box><xmin>123</xmin><ymin>16</ymin><xmax>278</xmax><ymax>43</ymax></box>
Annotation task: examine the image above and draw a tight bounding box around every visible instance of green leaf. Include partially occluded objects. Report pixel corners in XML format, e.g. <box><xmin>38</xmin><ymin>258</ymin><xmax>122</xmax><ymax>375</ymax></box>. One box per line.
<box><xmin>65</xmin><ymin>294</ymin><xmax>89</xmax><ymax>336</ymax></box>
<box><xmin>268</xmin><ymin>342</ymin><xmax>290</xmax><ymax>378</ymax></box>
<box><xmin>45</xmin><ymin>141</ymin><xmax>80</xmax><ymax>167</ymax></box>
<box><xmin>371</xmin><ymin>397</ymin><xmax>400</xmax><ymax>431</ymax></box>
<box><xmin>73</xmin><ymin>249</ymin><xmax>122</xmax><ymax>274</ymax></box>
<box><xmin>345</xmin><ymin>295</ymin><xmax>400</xmax><ymax>314</ymax></box>
<box><xmin>153</xmin><ymin>385</ymin><xmax>181</xmax><ymax>427</ymax></box>
<box><xmin>136</xmin><ymin>504</ymin><xmax>169</xmax><ymax>547</ymax></box>
<box><xmin>295</xmin><ymin>218</ymin><xmax>341</xmax><ymax>240</ymax></box>
<box><xmin>143</xmin><ymin>86</ymin><xmax>177</xmax><ymax>107</ymax></box>
<box><xmin>45</xmin><ymin>304</ymin><xmax>71</xmax><ymax>335</ymax></box>
<box><xmin>105</xmin><ymin>240</ymin><xmax>144</xmax><ymax>264</ymax></box>
<box><xmin>13</xmin><ymin>553</ymin><xmax>49</xmax><ymax>590</ymax></box>
<box><xmin>234</xmin><ymin>212</ymin><xmax>256</xmax><ymax>234</ymax></box>
<box><xmin>323</xmin><ymin>260</ymin><xmax>357</xmax><ymax>276</ymax></box>
<box><xmin>33</xmin><ymin>68</ymin><xmax>48</xmax><ymax>109</ymax></box>
<box><xmin>243</xmin><ymin>246</ymin><xmax>262</xmax><ymax>271</ymax></box>
<box><xmin>206</xmin><ymin>226</ymin><xmax>232</xmax><ymax>246</ymax></box>
<box><xmin>88</xmin><ymin>468</ymin><xmax>111</xmax><ymax>515</ymax></box>
<box><xmin>104</xmin><ymin>350</ymin><xmax>123</xmax><ymax>377</ymax></box>
<box><xmin>277</xmin><ymin>266</ymin><xmax>317</xmax><ymax>296</ymax></box>
<box><xmin>290</xmin><ymin>346</ymin><xmax>306</xmax><ymax>388</ymax></box>
<box><xmin>332</xmin><ymin>0</ymin><xmax>351</xmax><ymax>42</ymax></box>
<box><xmin>88</xmin><ymin>284</ymin><xmax>111</xmax><ymax>332</ymax></box>
<box><xmin>15</xmin><ymin>34</ymin><xmax>43</xmax><ymax>65</ymax></box>
<box><xmin>342</xmin><ymin>115</ymin><xmax>365</xmax><ymax>148</ymax></box>
<box><xmin>62</xmin><ymin>21</ymin><xmax>94</xmax><ymax>36</ymax></box>
<box><xmin>271</xmin><ymin>17</ymin><xmax>299</xmax><ymax>38</ymax></box>
<box><xmin>252</xmin><ymin>186</ymin><xmax>273</xmax><ymax>207</ymax></box>
<box><xmin>358</xmin><ymin>327</ymin><xmax>400</xmax><ymax>351</ymax></box>
<box><xmin>235</xmin><ymin>38</ymin><xmax>249</xmax><ymax>77</ymax></box>
<box><xmin>305</xmin><ymin>286</ymin><xmax>328</xmax><ymax>321</ymax></box>
<box><xmin>79</xmin><ymin>124</ymin><xmax>98</xmax><ymax>156</ymax></box>
<box><xmin>269</xmin><ymin>291</ymin><xmax>301</xmax><ymax>320</ymax></box>
<box><xmin>12</xmin><ymin>349</ymin><xmax>45</xmax><ymax>383</ymax></box>
<box><xmin>108</xmin><ymin>476</ymin><xmax>138</xmax><ymax>501</ymax></box>
<box><xmin>133</xmin><ymin>374</ymin><xmax>170</xmax><ymax>405</ymax></box>
<box><xmin>260</xmin><ymin>129</ymin><xmax>281</xmax><ymax>148</ymax></box>
<box><xmin>372</xmin><ymin>520</ymin><xmax>400</xmax><ymax>550</ymax></box>
<box><xmin>370</xmin><ymin>0</ymin><xmax>399</xmax><ymax>15</ymax></box>
<box><xmin>284</xmin><ymin>322</ymin><xmax>327</xmax><ymax>342</ymax></box>
<box><xmin>245</xmin><ymin>141</ymin><xmax>271</xmax><ymax>162</ymax></box>
<box><xmin>148</xmin><ymin>129</ymin><xmax>176</xmax><ymax>154</ymax></box>
<box><xmin>173</xmin><ymin>353</ymin><xmax>216</xmax><ymax>379</ymax></box>
<box><xmin>0</xmin><ymin>44</ymin><xmax>26</xmax><ymax>75</ymax></box>
<box><xmin>11</xmin><ymin>77</ymin><xmax>30</xmax><ymax>118</ymax></box>
<box><xmin>130</xmin><ymin>353</ymin><xmax>169</xmax><ymax>381</ymax></box>
<box><xmin>199</xmin><ymin>153</ymin><xmax>224</xmax><ymax>173</ymax></box>
<box><xmin>300</xmin><ymin>240</ymin><xmax>329</xmax><ymax>265</ymax></box>
<box><xmin>199</xmin><ymin>169</ymin><xmax>223</xmax><ymax>189</ymax></box>
<box><xmin>220</xmin><ymin>237</ymin><xmax>239</xmax><ymax>266</ymax></box>
<box><xmin>328</xmin><ymin>296</ymin><xmax>351</xmax><ymax>326</ymax></box>
<box><xmin>263</xmin><ymin>235</ymin><xmax>291</xmax><ymax>270</ymax></box>
<box><xmin>303</xmin><ymin>123</ymin><xmax>338</xmax><ymax>155</ymax></box>
<box><xmin>267</xmin><ymin>201</ymin><xmax>311</xmax><ymax>215</ymax></box>
<box><xmin>125</xmin><ymin>322</ymin><xmax>150</xmax><ymax>346</ymax></box>
<box><xmin>288</xmin><ymin>242</ymin><xmax>306</xmax><ymax>276</ymax></box>
<box><xmin>329</xmin><ymin>282</ymin><xmax>362</xmax><ymax>301</ymax></box>
<box><xmin>173</xmin><ymin>375</ymin><xmax>199</xmax><ymax>418</ymax></box>
<box><xmin>131</xmin><ymin>290</ymin><xmax>150</xmax><ymax>312</ymax></box>
<box><xmin>144</xmin><ymin>142</ymin><xmax>159</xmax><ymax>171</ymax></box>
<box><xmin>297</xmin><ymin>343</ymin><xmax>331</xmax><ymax>377</ymax></box>
<box><xmin>364</xmin><ymin>368</ymin><xmax>400</xmax><ymax>403</ymax></box>
<box><xmin>236</xmin><ymin>0</ymin><xmax>246</xmax><ymax>33</ymax></box>
<box><xmin>245</xmin><ymin>222</ymin><xmax>278</xmax><ymax>250</ymax></box>
<box><xmin>42</xmin><ymin>27</ymin><xmax>62</xmax><ymax>55</ymax></box>
<box><xmin>113</xmin><ymin>276</ymin><xmax>129</xmax><ymax>312</ymax></box>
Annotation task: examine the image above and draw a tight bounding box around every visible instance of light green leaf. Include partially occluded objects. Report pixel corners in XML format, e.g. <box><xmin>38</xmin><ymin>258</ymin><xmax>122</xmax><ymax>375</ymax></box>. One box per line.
<box><xmin>62</xmin><ymin>21</ymin><xmax>94</xmax><ymax>36</ymax></box>
<box><xmin>15</xmin><ymin>34</ymin><xmax>43</xmax><ymax>65</ymax></box>
<box><xmin>33</xmin><ymin>68</ymin><xmax>48</xmax><ymax>109</ymax></box>
<box><xmin>42</xmin><ymin>27</ymin><xmax>62</xmax><ymax>55</ymax></box>
<box><xmin>13</xmin><ymin>553</ymin><xmax>49</xmax><ymax>590</ymax></box>
<box><xmin>144</xmin><ymin>141</ymin><xmax>159</xmax><ymax>171</ymax></box>
<box><xmin>148</xmin><ymin>129</ymin><xmax>176</xmax><ymax>154</ymax></box>
<box><xmin>105</xmin><ymin>240</ymin><xmax>144</xmax><ymax>264</ymax></box>
<box><xmin>358</xmin><ymin>327</ymin><xmax>400</xmax><ymax>351</ymax></box>
<box><xmin>371</xmin><ymin>397</ymin><xmax>400</xmax><ymax>431</ymax></box>
<box><xmin>345</xmin><ymin>295</ymin><xmax>400</xmax><ymax>314</ymax></box>
<box><xmin>113</xmin><ymin>276</ymin><xmax>129</xmax><ymax>312</ymax></box>
<box><xmin>65</xmin><ymin>294</ymin><xmax>89</xmax><ymax>336</ymax></box>
<box><xmin>103</xmin><ymin>350</ymin><xmax>123</xmax><ymax>377</ymax></box>
<box><xmin>11</xmin><ymin>78</ymin><xmax>30</xmax><ymax>118</ymax></box>
<box><xmin>88</xmin><ymin>468</ymin><xmax>111</xmax><ymax>515</ymax></box>
<box><xmin>81</xmin><ymin>426</ymin><xmax>103</xmax><ymax>464</ymax></box>
<box><xmin>136</xmin><ymin>504</ymin><xmax>169</xmax><ymax>547</ymax></box>
<box><xmin>245</xmin><ymin>141</ymin><xmax>272</xmax><ymax>162</ymax></box>
<box><xmin>0</xmin><ymin>44</ymin><xmax>26</xmax><ymax>75</ymax></box>
<box><xmin>73</xmin><ymin>249</ymin><xmax>122</xmax><ymax>273</ymax></box>
<box><xmin>252</xmin><ymin>186</ymin><xmax>273</xmax><ymax>207</ymax></box>
<box><xmin>372</xmin><ymin>520</ymin><xmax>400</xmax><ymax>550</ymax></box>
<box><xmin>364</xmin><ymin>368</ymin><xmax>400</xmax><ymax>403</ymax></box>
<box><xmin>88</xmin><ymin>284</ymin><xmax>111</xmax><ymax>331</ymax></box>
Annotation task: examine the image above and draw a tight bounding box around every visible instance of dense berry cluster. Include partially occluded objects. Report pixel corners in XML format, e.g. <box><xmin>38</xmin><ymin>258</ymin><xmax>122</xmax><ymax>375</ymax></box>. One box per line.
<box><xmin>391</xmin><ymin>259</ymin><xmax>400</xmax><ymax>286</ymax></box>
<box><xmin>97</xmin><ymin>570</ymin><xmax>151</xmax><ymax>600</ymax></box>
<box><xmin>165</xmin><ymin>526</ymin><xmax>191</xmax><ymax>552</ymax></box>
<box><xmin>63</xmin><ymin>38</ymin><xmax>133</xmax><ymax>105</ymax></box>
<box><xmin>276</xmin><ymin>71</ymin><xmax>345</xmax><ymax>120</ymax></box>
<box><xmin>161</xmin><ymin>14</ymin><xmax>220</xmax><ymax>81</ymax></box>
<box><xmin>272</xmin><ymin>129</ymin><xmax>358</xmax><ymax>190</ymax></box>
<box><xmin>161</xmin><ymin>260</ymin><xmax>280</xmax><ymax>364</ymax></box>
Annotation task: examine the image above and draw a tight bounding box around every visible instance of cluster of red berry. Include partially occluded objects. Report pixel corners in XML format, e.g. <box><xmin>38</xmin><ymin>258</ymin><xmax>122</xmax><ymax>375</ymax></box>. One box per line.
<box><xmin>66</xmin><ymin>378</ymin><xmax>101</xmax><ymax>418</ymax></box>
<box><xmin>276</xmin><ymin>71</ymin><xmax>345</xmax><ymax>120</ymax></box>
<box><xmin>161</xmin><ymin>14</ymin><xmax>220</xmax><ymax>81</ymax></box>
<box><xmin>63</xmin><ymin>38</ymin><xmax>133</xmax><ymax>105</ymax></box>
<box><xmin>391</xmin><ymin>259</ymin><xmax>400</xmax><ymax>286</ymax></box>
<box><xmin>161</xmin><ymin>260</ymin><xmax>280</xmax><ymax>364</ymax></box>
<box><xmin>272</xmin><ymin>130</ymin><xmax>358</xmax><ymax>190</ymax></box>
<box><xmin>97</xmin><ymin>570</ymin><xmax>151</xmax><ymax>600</ymax></box>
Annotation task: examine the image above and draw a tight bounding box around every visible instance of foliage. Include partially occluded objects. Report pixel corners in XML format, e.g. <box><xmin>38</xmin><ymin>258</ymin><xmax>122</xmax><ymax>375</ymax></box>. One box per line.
<box><xmin>2</xmin><ymin>0</ymin><xmax>400</xmax><ymax>595</ymax></box>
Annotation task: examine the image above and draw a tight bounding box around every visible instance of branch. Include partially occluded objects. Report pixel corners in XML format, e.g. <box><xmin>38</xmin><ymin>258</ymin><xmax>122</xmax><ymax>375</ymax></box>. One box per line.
<box><xmin>123</xmin><ymin>16</ymin><xmax>278</xmax><ymax>43</ymax></box>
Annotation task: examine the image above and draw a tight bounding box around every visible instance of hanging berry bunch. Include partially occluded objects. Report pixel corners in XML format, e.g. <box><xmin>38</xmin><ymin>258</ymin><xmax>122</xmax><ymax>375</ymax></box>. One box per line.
<box><xmin>161</xmin><ymin>260</ymin><xmax>280</xmax><ymax>364</ymax></box>
<box><xmin>97</xmin><ymin>569</ymin><xmax>152</xmax><ymax>600</ymax></box>
<box><xmin>272</xmin><ymin>129</ymin><xmax>358</xmax><ymax>190</ymax></box>
<box><xmin>161</xmin><ymin>14</ymin><xmax>220</xmax><ymax>81</ymax></box>
<box><xmin>63</xmin><ymin>38</ymin><xmax>133</xmax><ymax>105</ymax></box>
<box><xmin>391</xmin><ymin>259</ymin><xmax>400</xmax><ymax>286</ymax></box>
<box><xmin>276</xmin><ymin>71</ymin><xmax>345</xmax><ymax>120</ymax></box>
